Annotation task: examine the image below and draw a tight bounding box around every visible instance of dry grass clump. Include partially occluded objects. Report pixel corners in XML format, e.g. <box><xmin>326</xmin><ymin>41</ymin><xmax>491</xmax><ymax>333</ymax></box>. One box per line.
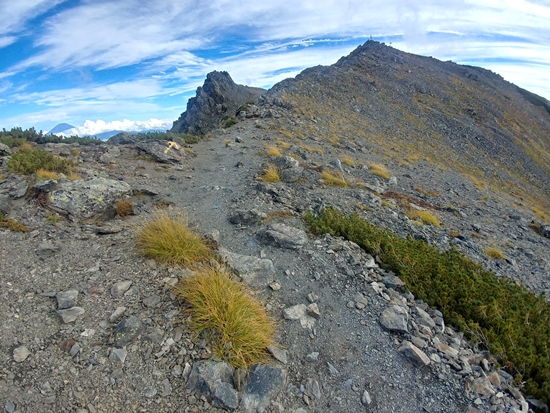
<box><xmin>276</xmin><ymin>139</ymin><xmax>292</xmax><ymax>150</ymax></box>
<box><xmin>18</xmin><ymin>142</ymin><xmax>33</xmax><ymax>152</ymax></box>
<box><xmin>0</xmin><ymin>212</ymin><xmax>29</xmax><ymax>232</ymax></box>
<box><xmin>35</xmin><ymin>168</ymin><xmax>58</xmax><ymax>181</ymax></box>
<box><xmin>415</xmin><ymin>187</ymin><xmax>439</xmax><ymax>197</ymax></box>
<box><xmin>406</xmin><ymin>210</ymin><xmax>441</xmax><ymax>227</ymax></box>
<box><xmin>320</xmin><ymin>169</ymin><xmax>348</xmax><ymax>187</ymax></box>
<box><xmin>174</xmin><ymin>266</ymin><xmax>275</xmax><ymax>368</ymax></box>
<box><xmin>258</xmin><ymin>164</ymin><xmax>280</xmax><ymax>183</ymax></box>
<box><xmin>341</xmin><ymin>155</ymin><xmax>356</xmax><ymax>167</ymax></box>
<box><xmin>264</xmin><ymin>210</ymin><xmax>294</xmax><ymax>223</ymax></box>
<box><xmin>486</xmin><ymin>247</ymin><xmax>505</xmax><ymax>260</ymax></box>
<box><xmin>265</xmin><ymin>145</ymin><xmax>282</xmax><ymax>157</ymax></box>
<box><xmin>115</xmin><ymin>199</ymin><xmax>134</xmax><ymax>217</ymax></box>
<box><xmin>369</xmin><ymin>162</ymin><xmax>391</xmax><ymax>180</ymax></box>
<box><xmin>136</xmin><ymin>210</ymin><xmax>211</xmax><ymax>266</ymax></box>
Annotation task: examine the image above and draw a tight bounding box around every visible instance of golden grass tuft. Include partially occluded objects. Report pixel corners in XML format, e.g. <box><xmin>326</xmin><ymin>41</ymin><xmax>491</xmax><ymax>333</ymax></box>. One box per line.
<box><xmin>258</xmin><ymin>164</ymin><xmax>280</xmax><ymax>183</ymax></box>
<box><xmin>35</xmin><ymin>168</ymin><xmax>58</xmax><ymax>181</ymax></box>
<box><xmin>265</xmin><ymin>145</ymin><xmax>282</xmax><ymax>157</ymax></box>
<box><xmin>320</xmin><ymin>169</ymin><xmax>349</xmax><ymax>187</ymax></box>
<box><xmin>0</xmin><ymin>212</ymin><xmax>29</xmax><ymax>232</ymax></box>
<box><xmin>369</xmin><ymin>162</ymin><xmax>391</xmax><ymax>180</ymax></box>
<box><xmin>406</xmin><ymin>210</ymin><xmax>441</xmax><ymax>227</ymax></box>
<box><xmin>264</xmin><ymin>210</ymin><xmax>294</xmax><ymax>223</ymax></box>
<box><xmin>276</xmin><ymin>140</ymin><xmax>292</xmax><ymax>150</ymax></box>
<box><xmin>136</xmin><ymin>210</ymin><xmax>211</xmax><ymax>266</ymax></box>
<box><xmin>486</xmin><ymin>247</ymin><xmax>505</xmax><ymax>260</ymax></box>
<box><xmin>341</xmin><ymin>155</ymin><xmax>356</xmax><ymax>167</ymax></box>
<box><xmin>115</xmin><ymin>199</ymin><xmax>134</xmax><ymax>217</ymax></box>
<box><xmin>174</xmin><ymin>266</ymin><xmax>275</xmax><ymax>368</ymax></box>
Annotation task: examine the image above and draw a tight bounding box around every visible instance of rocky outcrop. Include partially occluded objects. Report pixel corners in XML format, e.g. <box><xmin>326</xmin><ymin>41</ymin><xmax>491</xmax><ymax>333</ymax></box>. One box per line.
<box><xmin>170</xmin><ymin>71</ymin><xmax>265</xmax><ymax>135</ymax></box>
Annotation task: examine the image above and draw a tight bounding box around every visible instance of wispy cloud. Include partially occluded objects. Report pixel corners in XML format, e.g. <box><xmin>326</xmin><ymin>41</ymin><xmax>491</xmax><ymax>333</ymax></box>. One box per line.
<box><xmin>0</xmin><ymin>0</ymin><xmax>66</xmax><ymax>39</ymax></box>
<box><xmin>60</xmin><ymin>118</ymin><xmax>173</xmax><ymax>136</ymax></box>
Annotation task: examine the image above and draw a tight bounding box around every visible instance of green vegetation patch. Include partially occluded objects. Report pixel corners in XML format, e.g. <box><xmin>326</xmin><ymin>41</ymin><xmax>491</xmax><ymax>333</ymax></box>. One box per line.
<box><xmin>8</xmin><ymin>147</ymin><xmax>74</xmax><ymax>175</ymax></box>
<box><xmin>305</xmin><ymin>207</ymin><xmax>550</xmax><ymax>402</ymax></box>
<box><xmin>0</xmin><ymin>212</ymin><xmax>29</xmax><ymax>233</ymax></box>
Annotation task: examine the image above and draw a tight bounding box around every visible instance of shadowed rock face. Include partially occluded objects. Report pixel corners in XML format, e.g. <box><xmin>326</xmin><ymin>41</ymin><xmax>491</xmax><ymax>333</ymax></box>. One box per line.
<box><xmin>170</xmin><ymin>71</ymin><xmax>265</xmax><ymax>135</ymax></box>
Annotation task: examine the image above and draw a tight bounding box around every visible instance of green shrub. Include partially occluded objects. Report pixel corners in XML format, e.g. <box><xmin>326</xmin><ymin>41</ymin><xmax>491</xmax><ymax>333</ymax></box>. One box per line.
<box><xmin>8</xmin><ymin>148</ymin><xmax>73</xmax><ymax>175</ymax></box>
<box><xmin>305</xmin><ymin>207</ymin><xmax>550</xmax><ymax>403</ymax></box>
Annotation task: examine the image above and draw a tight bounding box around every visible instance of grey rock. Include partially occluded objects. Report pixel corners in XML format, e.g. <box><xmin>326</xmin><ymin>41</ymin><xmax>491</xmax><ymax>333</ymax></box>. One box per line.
<box><xmin>143</xmin><ymin>387</ymin><xmax>157</xmax><ymax>398</ymax></box>
<box><xmin>161</xmin><ymin>378</ymin><xmax>173</xmax><ymax>396</ymax></box>
<box><xmin>229</xmin><ymin>209</ymin><xmax>267</xmax><ymax>225</ymax></box>
<box><xmin>13</xmin><ymin>345</ymin><xmax>30</xmax><ymax>362</ymax></box>
<box><xmin>415</xmin><ymin>306</ymin><xmax>436</xmax><ymax>329</ymax></box>
<box><xmin>186</xmin><ymin>361</ymin><xmax>238</xmax><ymax>410</ymax></box>
<box><xmin>379</xmin><ymin>305</ymin><xmax>409</xmax><ymax>333</ymax></box>
<box><xmin>361</xmin><ymin>390</ymin><xmax>372</xmax><ymax>406</ymax></box>
<box><xmin>36</xmin><ymin>242</ymin><xmax>61</xmax><ymax>257</ymax></box>
<box><xmin>49</xmin><ymin>178</ymin><xmax>131</xmax><ymax>219</ymax></box>
<box><xmin>262</xmin><ymin>223</ymin><xmax>307</xmax><ymax>249</ymax></box>
<box><xmin>109</xmin><ymin>306</ymin><xmax>126</xmax><ymax>322</ymax></box>
<box><xmin>57</xmin><ymin>307</ymin><xmax>85</xmax><ymax>323</ymax></box>
<box><xmin>4</xmin><ymin>401</ymin><xmax>15</xmax><ymax>413</ymax></box>
<box><xmin>69</xmin><ymin>343</ymin><xmax>81</xmax><ymax>357</ymax></box>
<box><xmin>0</xmin><ymin>142</ymin><xmax>12</xmax><ymax>156</ymax></box>
<box><xmin>271</xmin><ymin>156</ymin><xmax>303</xmax><ymax>183</ymax></box>
<box><xmin>267</xmin><ymin>345</ymin><xmax>288</xmax><ymax>364</ymax></box>
<box><xmin>398</xmin><ymin>340</ymin><xmax>430</xmax><ymax>367</ymax></box>
<box><xmin>111</xmin><ymin>280</ymin><xmax>132</xmax><ymax>297</ymax></box>
<box><xmin>8</xmin><ymin>180</ymin><xmax>28</xmax><ymax>199</ymax></box>
<box><xmin>283</xmin><ymin>304</ymin><xmax>316</xmax><ymax>329</ymax></box>
<box><xmin>114</xmin><ymin>315</ymin><xmax>143</xmax><ymax>347</ymax></box>
<box><xmin>242</xmin><ymin>364</ymin><xmax>286</xmax><ymax>412</ymax></box>
<box><xmin>381</xmin><ymin>275</ymin><xmax>406</xmax><ymax>291</ymax></box>
<box><xmin>56</xmin><ymin>290</ymin><xmax>79</xmax><ymax>310</ymax></box>
<box><xmin>171</xmin><ymin>71</ymin><xmax>264</xmax><ymax>135</ymax></box>
<box><xmin>110</xmin><ymin>347</ymin><xmax>127</xmax><ymax>362</ymax></box>
<box><xmin>219</xmin><ymin>247</ymin><xmax>275</xmax><ymax>287</ymax></box>
<box><xmin>306</xmin><ymin>303</ymin><xmax>321</xmax><ymax>319</ymax></box>
<box><xmin>32</xmin><ymin>179</ymin><xmax>57</xmax><ymax>192</ymax></box>
<box><xmin>142</xmin><ymin>295</ymin><xmax>161</xmax><ymax>307</ymax></box>
<box><xmin>305</xmin><ymin>378</ymin><xmax>321</xmax><ymax>400</ymax></box>
<box><xmin>136</xmin><ymin>141</ymin><xmax>185</xmax><ymax>164</ymax></box>
<box><xmin>0</xmin><ymin>194</ymin><xmax>10</xmax><ymax>215</ymax></box>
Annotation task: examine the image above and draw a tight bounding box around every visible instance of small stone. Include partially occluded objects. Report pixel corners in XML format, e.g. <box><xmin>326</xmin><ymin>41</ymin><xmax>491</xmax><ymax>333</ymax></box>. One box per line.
<box><xmin>142</xmin><ymin>295</ymin><xmax>161</xmax><ymax>307</ymax></box>
<box><xmin>114</xmin><ymin>315</ymin><xmax>143</xmax><ymax>347</ymax></box>
<box><xmin>69</xmin><ymin>343</ymin><xmax>81</xmax><ymax>357</ymax></box>
<box><xmin>56</xmin><ymin>290</ymin><xmax>79</xmax><ymax>309</ymax></box>
<box><xmin>307</xmin><ymin>293</ymin><xmax>318</xmax><ymax>302</ymax></box>
<box><xmin>4</xmin><ymin>401</ymin><xmax>16</xmax><ymax>413</ymax></box>
<box><xmin>88</xmin><ymin>286</ymin><xmax>104</xmax><ymax>295</ymax></box>
<box><xmin>379</xmin><ymin>305</ymin><xmax>409</xmax><ymax>333</ymax></box>
<box><xmin>269</xmin><ymin>282</ymin><xmax>281</xmax><ymax>291</ymax></box>
<box><xmin>306</xmin><ymin>352</ymin><xmax>319</xmax><ymax>362</ymax></box>
<box><xmin>361</xmin><ymin>390</ymin><xmax>372</xmax><ymax>406</ymax></box>
<box><xmin>173</xmin><ymin>364</ymin><xmax>183</xmax><ymax>377</ymax></box>
<box><xmin>110</xmin><ymin>347</ymin><xmax>127</xmax><ymax>362</ymax></box>
<box><xmin>398</xmin><ymin>341</ymin><xmax>430</xmax><ymax>367</ymax></box>
<box><xmin>267</xmin><ymin>345</ymin><xmax>288</xmax><ymax>364</ymax></box>
<box><xmin>144</xmin><ymin>387</ymin><xmax>157</xmax><ymax>398</ymax></box>
<box><xmin>327</xmin><ymin>362</ymin><xmax>339</xmax><ymax>375</ymax></box>
<box><xmin>110</xmin><ymin>280</ymin><xmax>132</xmax><ymax>297</ymax></box>
<box><xmin>306</xmin><ymin>303</ymin><xmax>321</xmax><ymax>319</ymax></box>
<box><xmin>433</xmin><ymin>337</ymin><xmax>459</xmax><ymax>359</ymax></box>
<box><xmin>161</xmin><ymin>378</ymin><xmax>172</xmax><ymax>396</ymax></box>
<box><xmin>109</xmin><ymin>306</ymin><xmax>126</xmax><ymax>322</ymax></box>
<box><xmin>306</xmin><ymin>378</ymin><xmax>321</xmax><ymax>400</ymax></box>
<box><xmin>57</xmin><ymin>307</ymin><xmax>85</xmax><ymax>323</ymax></box>
<box><xmin>283</xmin><ymin>304</ymin><xmax>307</xmax><ymax>320</ymax></box>
<box><xmin>13</xmin><ymin>346</ymin><xmax>30</xmax><ymax>362</ymax></box>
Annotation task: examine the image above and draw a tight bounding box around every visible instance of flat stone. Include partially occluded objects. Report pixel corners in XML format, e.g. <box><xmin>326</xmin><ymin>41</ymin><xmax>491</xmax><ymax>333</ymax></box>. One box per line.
<box><xmin>110</xmin><ymin>347</ymin><xmax>127</xmax><ymax>362</ymax></box>
<box><xmin>114</xmin><ymin>315</ymin><xmax>143</xmax><ymax>347</ymax></box>
<box><xmin>109</xmin><ymin>306</ymin><xmax>126</xmax><ymax>322</ymax></box>
<box><xmin>219</xmin><ymin>248</ymin><xmax>275</xmax><ymax>287</ymax></box>
<box><xmin>57</xmin><ymin>307</ymin><xmax>85</xmax><ymax>323</ymax></box>
<box><xmin>229</xmin><ymin>209</ymin><xmax>267</xmax><ymax>225</ymax></box>
<box><xmin>111</xmin><ymin>280</ymin><xmax>132</xmax><ymax>297</ymax></box>
<box><xmin>433</xmin><ymin>337</ymin><xmax>459</xmax><ymax>359</ymax></box>
<box><xmin>142</xmin><ymin>295</ymin><xmax>161</xmax><ymax>307</ymax></box>
<box><xmin>283</xmin><ymin>304</ymin><xmax>317</xmax><ymax>329</ymax></box>
<box><xmin>361</xmin><ymin>390</ymin><xmax>372</xmax><ymax>406</ymax></box>
<box><xmin>242</xmin><ymin>364</ymin><xmax>286</xmax><ymax>412</ymax></box>
<box><xmin>56</xmin><ymin>290</ymin><xmax>79</xmax><ymax>310</ymax></box>
<box><xmin>415</xmin><ymin>306</ymin><xmax>436</xmax><ymax>328</ymax></box>
<box><xmin>186</xmin><ymin>361</ymin><xmax>238</xmax><ymax>410</ymax></box>
<box><xmin>306</xmin><ymin>303</ymin><xmax>321</xmax><ymax>319</ymax></box>
<box><xmin>379</xmin><ymin>305</ymin><xmax>409</xmax><ymax>333</ymax></box>
<box><xmin>262</xmin><ymin>223</ymin><xmax>307</xmax><ymax>249</ymax></box>
<box><xmin>398</xmin><ymin>340</ymin><xmax>430</xmax><ymax>367</ymax></box>
<box><xmin>13</xmin><ymin>345</ymin><xmax>30</xmax><ymax>362</ymax></box>
<box><xmin>36</xmin><ymin>242</ymin><xmax>61</xmax><ymax>258</ymax></box>
<box><xmin>267</xmin><ymin>345</ymin><xmax>288</xmax><ymax>364</ymax></box>
<box><xmin>4</xmin><ymin>401</ymin><xmax>15</xmax><ymax>413</ymax></box>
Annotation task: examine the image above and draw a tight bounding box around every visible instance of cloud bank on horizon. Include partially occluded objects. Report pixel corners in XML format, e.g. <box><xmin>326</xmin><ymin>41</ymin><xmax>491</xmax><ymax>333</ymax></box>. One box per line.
<box><xmin>1</xmin><ymin>0</ymin><xmax>549</xmax><ymax>135</ymax></box>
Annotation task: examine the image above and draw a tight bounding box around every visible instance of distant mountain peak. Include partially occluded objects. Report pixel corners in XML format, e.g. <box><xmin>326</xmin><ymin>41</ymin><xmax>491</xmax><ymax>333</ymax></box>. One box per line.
<box><xmin>47</xmin><ymin>123</ymin><xmax>75</xmax><ymax>135</ymax></box>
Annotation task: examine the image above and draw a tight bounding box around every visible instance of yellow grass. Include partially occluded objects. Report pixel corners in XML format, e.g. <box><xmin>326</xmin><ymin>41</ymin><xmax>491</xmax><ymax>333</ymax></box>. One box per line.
<box><xmin>35</xmin><ymin>168</ymin><xmax>58</xmax><ymax>180</ymax></box>
<box><xmin>486</xmin><ymin>247</ymin><xmax>505</xmax><ymax>260</ymax></box>
<box><xmin>265</xmin><ymin>145</ymin><xmax>282</xmax><ymax>157</ymax></box>
<box><xmin>115</xmin><ymin>200</ymin><xmax>134</xmax><ymax>217</ymax></box>
<box><xmin>341</xmin><ymin>155</ymin><xmax>356</xmax><ymax>167</ymax></box>
<box><xmin>173</xmin><ymin>266</ymin><xmax>275</xmax><ymax>368</ymax></box>
<box><xmin>258</xmin><ymin>164</ymin><xmax>280</xmax><ymax>183</ymax></box>
<box><xmin>276</xmin><ymin>140</ymin><xmax>292</xmax><ymax>150</ymax></box>
<box><xmin>136</xmin><ymin>210</ymin><xmax>211</xmax><ymax>266</ymax></box>
<box><xmin>320</xmin><ymin>169</ymin><xmax>349</xmax><ymax>187</ymax></box>
<box><xmin>369</xmin><ymin>162</ymin><xmax>391</xmax><ymax>180</ymax></box>
<box><xmin>406</xmin><ymin>210</ymin><xmax>441</xmax><ymax>227</ymax></box>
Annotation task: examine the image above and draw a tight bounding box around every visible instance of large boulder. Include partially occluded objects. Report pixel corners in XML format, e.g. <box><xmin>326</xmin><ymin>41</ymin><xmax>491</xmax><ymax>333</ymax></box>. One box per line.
<box><xmin>170</xmin><ymin>71</ymin><xmax>265</xmax><ymax>135</ymax></box>
<box><xmin>48</xmin><ymin>178</ymin><xmax>131</xmax><ymax>219</ymax></box>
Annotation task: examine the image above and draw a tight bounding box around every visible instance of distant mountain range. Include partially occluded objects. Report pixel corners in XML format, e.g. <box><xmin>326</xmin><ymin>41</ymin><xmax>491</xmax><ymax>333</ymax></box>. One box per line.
<box><xmin>46</xmin><ymin>124</ymin><xmax>166</xmax><ymax>141</ymax></box>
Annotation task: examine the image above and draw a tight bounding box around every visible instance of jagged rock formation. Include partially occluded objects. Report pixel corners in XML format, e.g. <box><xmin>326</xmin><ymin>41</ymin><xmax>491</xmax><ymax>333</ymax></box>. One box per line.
<box><xmin>170</xmin><ymin>71</ymin><xmax>265</xmax><ymax>135</ymax></box>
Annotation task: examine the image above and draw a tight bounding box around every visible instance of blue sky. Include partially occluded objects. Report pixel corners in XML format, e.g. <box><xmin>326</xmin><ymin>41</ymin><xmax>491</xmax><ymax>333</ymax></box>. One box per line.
<box><xmin>1</xmin><ymin>0</ymin><xmax>549</xmax><ymax>136</ymax></box>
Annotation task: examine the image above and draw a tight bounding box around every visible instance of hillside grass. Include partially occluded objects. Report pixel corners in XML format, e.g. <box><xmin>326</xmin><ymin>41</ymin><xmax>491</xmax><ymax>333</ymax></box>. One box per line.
<box><xmin>8</xmin><ymin>147</ymin><xmax>74</xmax><ymax>175</ymax></box>
<box><xmin>305</xmin><ymin>207</ymin><xmax>550</xmax><ymax>403</ymax></box>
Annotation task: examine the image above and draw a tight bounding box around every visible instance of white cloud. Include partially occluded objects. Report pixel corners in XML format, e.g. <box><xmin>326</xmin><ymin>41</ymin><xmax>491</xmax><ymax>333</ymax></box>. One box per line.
<box><xmin>0</xmin><ymin>0</ymin><xmax>66</xmax><ymax>38</ymax></box>
<box><xmin>60</xmin><ymin>118</ymin><xmax>173</xmax><ymax>136</ymax></box>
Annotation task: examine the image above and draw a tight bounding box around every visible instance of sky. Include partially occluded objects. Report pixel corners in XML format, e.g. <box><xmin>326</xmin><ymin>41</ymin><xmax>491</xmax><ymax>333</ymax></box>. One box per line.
<box><xmin>0</xmin><ymin>0</ymin><xmax>549</xmax><ymax>136</ymax></box>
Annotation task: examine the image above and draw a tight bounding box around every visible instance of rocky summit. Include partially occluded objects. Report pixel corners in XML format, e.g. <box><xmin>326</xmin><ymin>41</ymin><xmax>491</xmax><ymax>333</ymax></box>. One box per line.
<box><xmin>1</xmin><ymin>41</ymin><xmax>550</xmax><ymax>413</ymax></box>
